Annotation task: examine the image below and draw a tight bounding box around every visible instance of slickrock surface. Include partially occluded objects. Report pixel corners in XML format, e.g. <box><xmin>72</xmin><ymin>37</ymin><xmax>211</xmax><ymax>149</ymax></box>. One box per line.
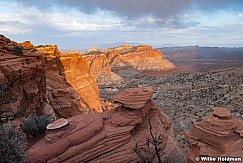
<box><xmin>27</xmin><ymin>87</ymin><xmax>185</xmax><ymax>163</ymax></box>
<box><xmin>0</xmin><ymin>35</ymin><xmax>48</xmax><ymax>116</ymax></box>
<box><xmin>188</xmin><ymin>107</ymin><xmax>243</xmax><ymax>162</ymax></box>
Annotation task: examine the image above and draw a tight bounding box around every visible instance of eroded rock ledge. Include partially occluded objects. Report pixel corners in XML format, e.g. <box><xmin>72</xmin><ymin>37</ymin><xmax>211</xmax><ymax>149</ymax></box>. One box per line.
<box><xmin>27</xmin><ymin>87</ymin><xmax>184</xmax><ymax>163</ymax></box>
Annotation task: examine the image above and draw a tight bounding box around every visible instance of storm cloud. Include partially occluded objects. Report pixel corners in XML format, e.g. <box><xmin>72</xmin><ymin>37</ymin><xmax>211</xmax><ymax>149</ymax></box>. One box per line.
<box><xmin>17</xmin><ymin>0</ymin><xmax>243</xmax><ymax>19</ymax></box>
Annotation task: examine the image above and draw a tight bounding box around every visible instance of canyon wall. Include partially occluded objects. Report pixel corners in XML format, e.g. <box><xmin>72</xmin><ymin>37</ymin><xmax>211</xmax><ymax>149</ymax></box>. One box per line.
<box><xmin>0</xmin><ymin>35</ymin><xmax>103</xmax><ymax>121</ymax></box>
<box><xmin>0</xmin><ymin>35</ymin><xmax>47</xmax><ymax>117</ymax></box>
<box><xmin>36</xmin><ymin>45</ymin><xmax>103</xmax><ymax>114</ymax></box>
<box><xmin>84</xmin><ymin>44</ymin><xmax>176</xmax><ymax>84</ymax></box>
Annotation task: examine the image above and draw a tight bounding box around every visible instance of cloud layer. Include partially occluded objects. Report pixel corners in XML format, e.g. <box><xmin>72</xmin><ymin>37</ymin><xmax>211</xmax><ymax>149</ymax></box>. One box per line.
<box><xmin>1</xmin><ymin>0</ymin><xmax>243</xmax><ymax>49</ymax></box>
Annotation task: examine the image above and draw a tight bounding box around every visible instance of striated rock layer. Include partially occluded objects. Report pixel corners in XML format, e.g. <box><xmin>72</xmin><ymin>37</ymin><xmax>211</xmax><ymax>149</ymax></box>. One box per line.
<box><xmin>37</xmin><ymin>45</ymin><xmax>103</xmax><ymax>114</ymax></box>
<box><xmin>84</xmin><ymin>53</ymin><xmax>123</xmax><ymax>85</ymax></box>
<box><xmin>84</xmin><ymin>44</ymin><xmax>176</xmax><ymax>85</ymax></box>
<box><xmin>188</xmin><ymin>107</ymin><xmax>243</xmax><ymax>162</ymax></box>
<box><xmin>27</xmin><ymin>87</ymin><xmax>185</xmax><ymax>163</ymax></box>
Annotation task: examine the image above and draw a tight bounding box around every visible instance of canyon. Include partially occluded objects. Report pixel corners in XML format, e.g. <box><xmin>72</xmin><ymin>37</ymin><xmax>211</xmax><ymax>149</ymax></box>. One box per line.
<box><xmin>1</xmin><ymin>35</ymin><xmax>242</xmax><ymax>162</ymax></box>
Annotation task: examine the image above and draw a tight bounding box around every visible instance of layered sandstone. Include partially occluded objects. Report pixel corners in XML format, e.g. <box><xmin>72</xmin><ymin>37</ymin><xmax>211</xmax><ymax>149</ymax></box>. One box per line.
<box><xmin>188</xmin><ymin>107</ymin><xmax>243</xmax><ymax>162</ymax></box>
<box><xmin>38</xmin><ymin>45</ymin><xmax>103</xmax><ymax>114</ymax></box>
<box><xmin>84</xmin><ymin>52</ymin><xmax>123</xmax><ymax>85</ymax></box>
<box><xmin>108</xmin><ymin>44</ymin><xmax>176</xmax><ymax>70</ymax></box>
<box><xmin>0</xmin><ymin>35</ymin><xmax>47</xmax><ymax>116</ymax></box>
<box><xmin>27</xmin><ymin>87</ymin><xmax>184</xmax><ymax>163</ymax></box>
<box><xmin>84</xmin><ymin>44</ymin><xmax>176</xmax><ymax>84</ymax></box>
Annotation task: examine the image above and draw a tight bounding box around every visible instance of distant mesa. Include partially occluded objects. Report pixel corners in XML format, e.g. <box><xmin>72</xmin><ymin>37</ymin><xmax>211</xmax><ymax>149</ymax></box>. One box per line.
<box><xmin>84</xmin><ymin>44</ymin><xmax>176</xmax><ymax>85</ymax></box>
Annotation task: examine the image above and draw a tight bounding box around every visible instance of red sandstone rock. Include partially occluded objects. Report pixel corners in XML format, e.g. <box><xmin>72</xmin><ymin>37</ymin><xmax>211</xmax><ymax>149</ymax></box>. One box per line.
<box><xmin>26</xmin><ymin>87</ymin><xmax>185</xmax><ymax>163</ymax></box>
<box><xmin>188</xmin><ymin>107</ymin><xmax>243</xmax><ymax>162</ymax></box>
<box><xmin>113</xmin><ymin>86</ymin><xmax>154</xmax><ymax>109</ymax></box>
<box><xmin>84</xmin><ymin>44</ymin><xmax>176</xmax><ymax>85</ymax></box>
<box><xmin>0</xmin><ymin>35</ymin><xmax>47</xmax><ymax>116</ymax></box>
<box><xmin>36</xmin><ymin>45</ymin><xmax>103</xmax><ymax>113</ymax></box>
<box><xmin>19</xmin><ymin>41</ymin><xmax>34</xmax><ymax>49</ymax></box>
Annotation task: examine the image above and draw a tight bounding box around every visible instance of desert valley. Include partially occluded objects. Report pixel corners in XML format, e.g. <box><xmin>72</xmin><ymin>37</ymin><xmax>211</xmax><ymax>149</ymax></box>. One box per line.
<box><xmin>0</xmin><ymin>34</ymin><xmax>243</xmax><ymax>162</ymax></box>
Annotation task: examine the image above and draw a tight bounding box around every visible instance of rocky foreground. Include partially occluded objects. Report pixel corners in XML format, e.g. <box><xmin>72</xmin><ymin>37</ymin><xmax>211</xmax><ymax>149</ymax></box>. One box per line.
<box><xmin>100</xmin><ymin>66</ymin><xmax>243</xmax><ymax>156</ymax></box>
<box><xmin>27</xmin><ymin>87</ymin><xmax>185</xmax><ymax>163</ymax></box>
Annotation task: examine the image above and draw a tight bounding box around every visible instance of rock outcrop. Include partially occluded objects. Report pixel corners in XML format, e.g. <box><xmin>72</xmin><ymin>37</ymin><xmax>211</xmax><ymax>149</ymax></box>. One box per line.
<box><xmin>84</xmin><ymin>54</ymin><xmax>123</xmax><ymax>85</ymax></box>
<box><xmin>27</xmin><ymin>87</ymin><xmax>184</xmax><ymax>163</ymax></box>
<box><xmin>38</xmin><ymin>45</ymin><xmax>103</xmax><ymax>114</ymax></box>
<box><xmin>84</xmin><ymin>44</ymin><xmax>176</xmax><ymax>85</ymax></box>
<box><xmin>108</xmin><ymin>44</ymin><xmax>176</xmax><ymax>71</ymax></box>
<box><xmin>188</xmin><ymin>107</ymin><xmax>243</xmax><ymax>162</ymax></box>
<box><xmin>0</xmin><ymin>35</ymin><xmax>47</xmax><ymax>116</ymax></box>
<box><xmin>19</xmin><ymin>41</ymin><xmax>34</xmax><ymax>50</ymax></box>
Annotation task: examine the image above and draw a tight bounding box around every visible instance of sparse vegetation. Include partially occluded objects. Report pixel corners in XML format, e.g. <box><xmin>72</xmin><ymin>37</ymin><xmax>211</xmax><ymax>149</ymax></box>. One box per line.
<box><xmin>12</xmin><ymin>46</ymin><xmax>24</xmax><ymax>56</ymax></box>
<box><xmin>0</xmin><ymin>124</ymin><xmax>26</xmax><ymax>163</ymax></box>
<box><xmin>134</xmin><ymin>119</ymin><xmax>164</xmax><ymax>163</ymax></box>
<box><xmin>22</xmin><ymin>114</ymin><xmax>52</xmax><ymax>137</ymax></box>
<box><xmin>0</xmin><ymin>108</ymin><xmax>24</xmax><ymax>124</ymax></box>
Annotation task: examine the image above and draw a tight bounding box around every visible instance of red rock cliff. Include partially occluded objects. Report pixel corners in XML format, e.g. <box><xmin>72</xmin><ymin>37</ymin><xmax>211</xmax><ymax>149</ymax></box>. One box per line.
<box><xmin>36</xmin><ymin>45</ymin><xmax>103</xmax><ymax>114</ymax></box>
<box><xmin>108</xmin><ymin>44</ymin><xmax>176</xmax><ymax>70</ymax></box>
<box><xmin>84</xmin><ymin>44</ymin><xmax>175</xmax><ymax>84</ymax></box>
<box><xmin>0</xmin><ymin>35</ymin><xmax>46</xmax><ymax>117</ymax></box>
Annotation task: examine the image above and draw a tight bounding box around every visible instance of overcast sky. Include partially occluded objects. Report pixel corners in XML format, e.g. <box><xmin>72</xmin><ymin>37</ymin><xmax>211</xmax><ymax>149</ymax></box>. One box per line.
<box><xmin>0</xmin><ymin>0</ymin><xmax>243</xmax><ymax>50</ymax></box>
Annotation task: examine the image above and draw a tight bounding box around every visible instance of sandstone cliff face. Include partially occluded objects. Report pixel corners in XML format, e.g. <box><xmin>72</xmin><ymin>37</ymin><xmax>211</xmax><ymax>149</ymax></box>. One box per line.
<box><xmin>84</xmin><ymin>44</ymin><xmax>176</xmax><ymax>84</ymax></box>
<box><xmin>188</xmin><ymin>107</ymin><xmax>243</xmax><ymax>162</ymax></box>
<box><xmin>0</xmin><ymin>35</ymin><xmax>46</xmax><ymax>116</ymax></box>
<box><xmin>27</xmin><ymin>87</ymin><xmax>185</xmax><ymax>163</ymax></box>
<box><xmin>84</xmin><ymin>53</ymin><xmax>123</xmax><ymax>85</ymax></box>
<box><xmin>37</xmin><ymin>45</ymin><xmax>103</xmax><ymax>114</ymax></box>
<box><xmin>108</xmin><ymin>44</ymin><xmax>176</xmax><ymax>70</ymax></box>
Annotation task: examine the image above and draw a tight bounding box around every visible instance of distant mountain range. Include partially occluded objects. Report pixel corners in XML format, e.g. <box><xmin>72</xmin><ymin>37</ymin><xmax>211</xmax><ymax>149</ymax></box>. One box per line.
<box><xmin>158</xmin><ymin>46</ymin><xmax>243</xmax><ymax>60</ymax></box>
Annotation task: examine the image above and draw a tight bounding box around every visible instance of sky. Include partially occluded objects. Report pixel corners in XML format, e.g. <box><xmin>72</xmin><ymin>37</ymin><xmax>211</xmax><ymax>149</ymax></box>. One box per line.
<box><xmin>0</xmin><ymin>0</ymin><xmax>243</xmax><ymax>50</ymax></box>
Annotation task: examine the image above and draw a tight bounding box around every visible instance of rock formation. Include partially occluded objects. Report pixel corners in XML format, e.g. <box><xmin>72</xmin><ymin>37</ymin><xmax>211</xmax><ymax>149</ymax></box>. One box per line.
<box><xmin>0</xmin><ymin>35</ymin><xmax>47</xmax><ymax>116</ymax></box>
<box><xmin>26</xmin><ymin>87</ymin><xmax>185</xmax><ymax>163</ymax></box>
<box><xmin>84</xmin><ymin>53</ymin><xmax>123</xmax><ymax>85</ymax></box>
<box><xmin>188</xmin><ymin>107</ymin><xmax>243</xmax><ymax>162</ymax></box>
<box><xmin>1</xmin><ymin>35</ymin><xmax>103</xmax><ymax>121</ymax></box>
<box><xmin>19</xmin><ymin>41</ymin><xmax>34</xmax><ymax>50</ymax></box>
<box><xmin>108</xmin><ymin>44</ymin><xmax>176</xmax><ymax>71</ymax></box>
<box><xmin>84</xmin><ymin>44</ymin><xmax>176</xmax><ymax>85</ymax></box>
<box><xmin>37</xmin><ymin>45</ymin><xmax>103</xmax><ymax>114</ymax></box>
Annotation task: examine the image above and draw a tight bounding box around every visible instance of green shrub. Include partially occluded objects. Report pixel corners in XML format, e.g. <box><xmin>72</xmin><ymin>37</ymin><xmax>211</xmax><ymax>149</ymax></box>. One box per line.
<box><xmin>12</xmin><ymin>46</ymin><xmax>24</xmax><ymax>56</ymax></box>
<box><xmin>22</xmin><ymin>114</ymin><xmax>52</xmax><ymax>137</ymax></box>
<box><xmin>0</xmin><ymin>124</ymin><xmax>26</xmax><ymax>163</ymax></box>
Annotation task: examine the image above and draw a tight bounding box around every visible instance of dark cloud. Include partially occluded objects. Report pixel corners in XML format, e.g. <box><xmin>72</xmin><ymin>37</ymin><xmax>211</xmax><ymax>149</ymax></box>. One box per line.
<box><xmin>16</xmin><ymin>0</ymin><xmax>243</xmax><ymax>18</ymax></box>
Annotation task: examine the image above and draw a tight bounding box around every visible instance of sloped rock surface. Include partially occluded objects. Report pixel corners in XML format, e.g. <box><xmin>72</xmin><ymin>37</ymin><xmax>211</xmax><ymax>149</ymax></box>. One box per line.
<box><xmin>188</xmin><ymin>107</ymin><xmax>243</xmax><ymax>162</ymax></box>
<box><xmin>27</xmin><ymin>87</ymin><xmax>184</xmax><ymax>163</ymax></box>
